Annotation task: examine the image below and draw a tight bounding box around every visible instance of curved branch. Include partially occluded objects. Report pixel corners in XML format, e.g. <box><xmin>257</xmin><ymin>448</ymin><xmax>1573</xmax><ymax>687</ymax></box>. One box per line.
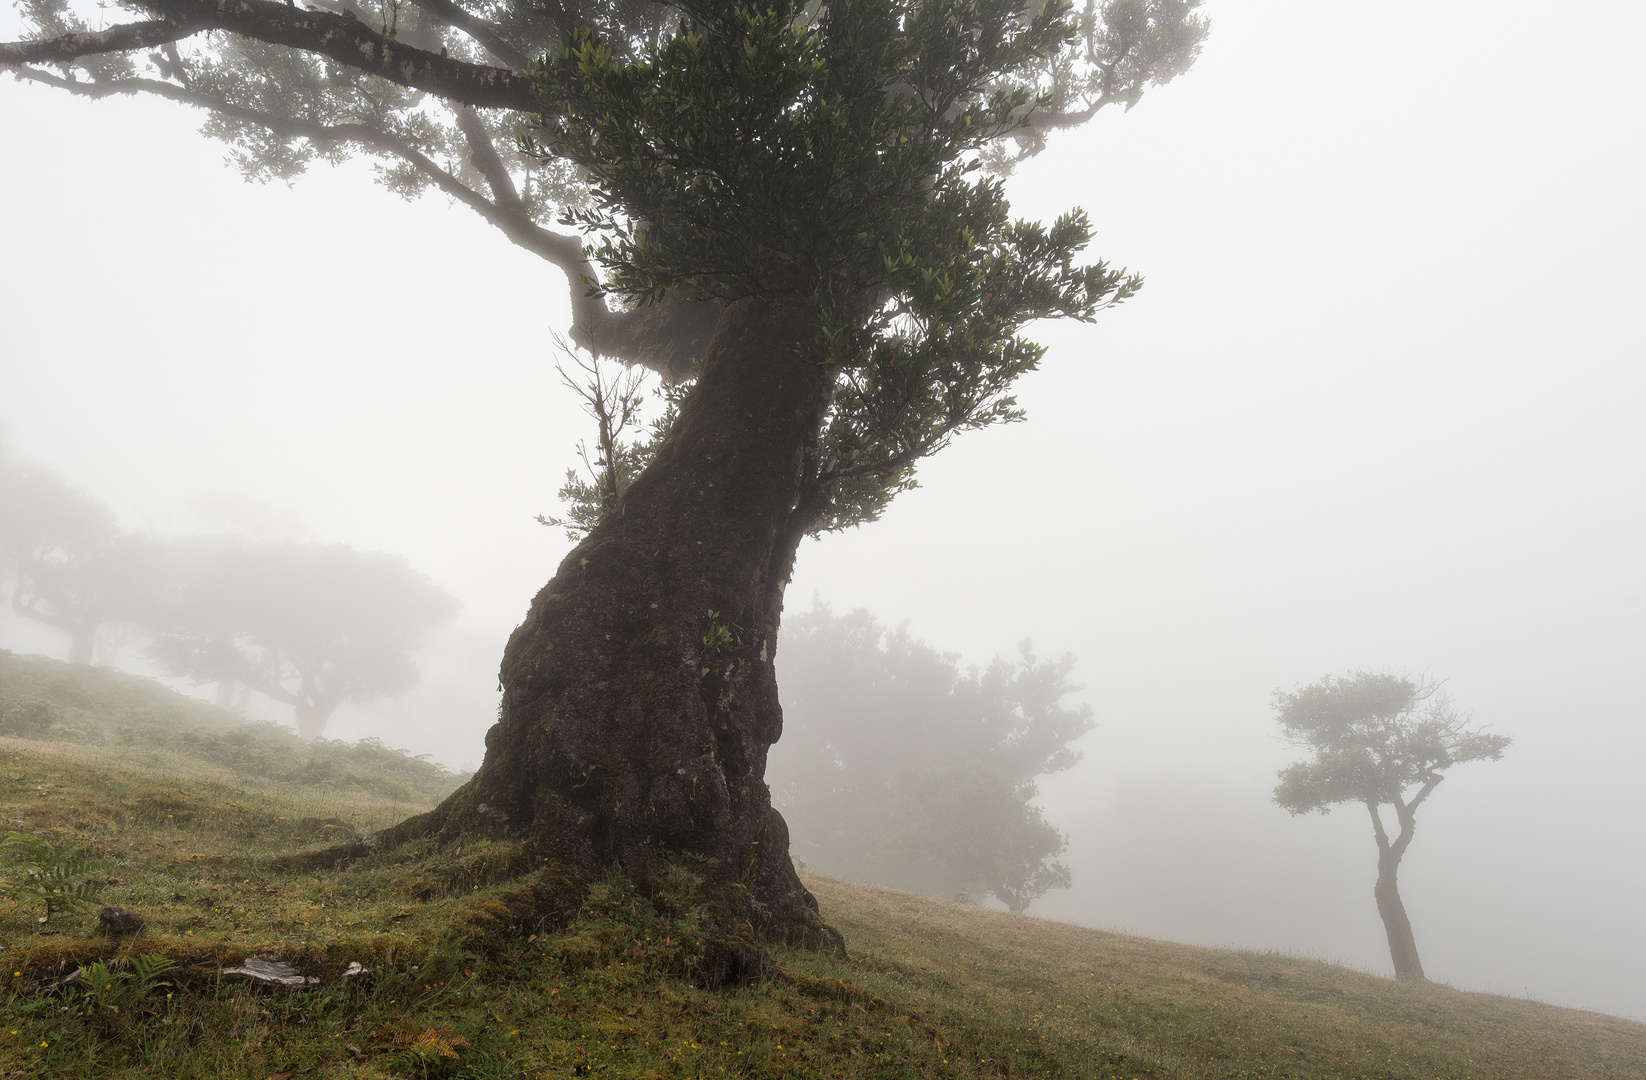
<box><xmin>10</xmin><ymin>62</ymin><xmax>710</xmax><ymax>376</ymax></box>
<box><xmin>12</xmin><ymin>66</ymin><xmax>582</xmax><ymax>270</ymax></box>
<box><xmin>452</xmin><ymin>104</ymin><xmax>526</xmax><ymax>214</ymax></box>
<box><xmin>0</xmin><ymin>18</ymin><xmax>199</xmax><ymax>66</ymax></box>
<box><xmin>410</xmin><ymin>0</ymin><xmax>531</xmax><ymax>70</ymax></box>
<box><xmin>1366</xmin><ymin>799</ymin><xmax>1392</xmax><ymax>854</ymax></box>
<box><xmin>2</xmin><ymin>0</ymin><xmax>538</xmax><ymax>110</ymax></box>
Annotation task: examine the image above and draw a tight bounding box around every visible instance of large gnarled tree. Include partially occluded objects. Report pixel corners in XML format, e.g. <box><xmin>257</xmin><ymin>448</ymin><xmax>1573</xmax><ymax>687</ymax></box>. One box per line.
<box><xmin>4</xmin><ymin>0</ymin><xmax>1206</xmax><ymax>974</ymax></box>
<box><xmin>1273</xmin><ymin>671</ymin><xmax>1510</xmax><ymax>983</ymax></box>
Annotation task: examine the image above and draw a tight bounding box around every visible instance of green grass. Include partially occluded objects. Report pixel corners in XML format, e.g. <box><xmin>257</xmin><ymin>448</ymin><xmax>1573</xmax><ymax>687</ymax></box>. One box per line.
<box><xmin>0</xmin><ymin>675</ymin><xmax>1641</xmax><ymax>1078</ymax></box>
<box><xmin>0</xmin><ymin>649</ymin><xmax>468</xmax><ymax>802</ymax></box>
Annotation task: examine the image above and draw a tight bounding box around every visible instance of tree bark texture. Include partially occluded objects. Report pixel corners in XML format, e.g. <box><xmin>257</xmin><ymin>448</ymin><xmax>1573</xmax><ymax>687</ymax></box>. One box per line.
<box><xmin>381</xmin><ymin>299</ymin><xmax>841</xmax><ymax>979</ymax></box>
<box><xmin>1367</xmin><ymin>799</ymin><xmax>1427</xmax><ymax>982</ymax></box>
<box><xmin>1373</xmin><ymin>852</ymin><xmax>1425</xmax><ymax>982</ymax></box>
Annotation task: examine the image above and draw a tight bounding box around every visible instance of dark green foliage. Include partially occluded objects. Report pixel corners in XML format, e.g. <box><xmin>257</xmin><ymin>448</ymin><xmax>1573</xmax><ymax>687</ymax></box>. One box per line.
<box><xmin>535</xmin><ymin>0</ymin><xmax>1159</xmax><ymax>531</ymax></box>
<box><xmin>1273</xmin><ymin>671</ymin><xmax>1511</xmax><ymax>817</ymax></box>
<box><xmin>78</xmin><ymin>954</ymin><xmax>177</xmax><ymax>1016</ymax></box>
<box><xmin>770</xmin><ymin>602</ymin><xmax>1092</xmax><ymax>911</ymax></box>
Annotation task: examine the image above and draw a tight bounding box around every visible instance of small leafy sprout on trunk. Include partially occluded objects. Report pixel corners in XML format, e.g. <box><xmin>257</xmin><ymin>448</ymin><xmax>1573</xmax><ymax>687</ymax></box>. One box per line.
<box><xmin>537</xmin><ymin>337</ymin><xmax>666</xmax><ymax>541</ymax></box>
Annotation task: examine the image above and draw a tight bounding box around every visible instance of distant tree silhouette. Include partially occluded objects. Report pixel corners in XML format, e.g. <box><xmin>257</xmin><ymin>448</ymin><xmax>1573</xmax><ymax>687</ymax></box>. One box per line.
<box><xmin>771</xmin><ymin>603</ymin><xmax>1092</xmax><ymax>912</ymax></box>
<box><xmin>0</xmin><ymin>453</ymin><xmax>153</xmax><ymax>664</ymax></box>
<box><xmin>1273</xmin><ymin>671</ymin><xmax>1510</xmax><ymax>982</ymax></box>
<box><xmin>146</xmin><ymin>538</ymin><xmax>459</xmax><ymax>739</ymax></box>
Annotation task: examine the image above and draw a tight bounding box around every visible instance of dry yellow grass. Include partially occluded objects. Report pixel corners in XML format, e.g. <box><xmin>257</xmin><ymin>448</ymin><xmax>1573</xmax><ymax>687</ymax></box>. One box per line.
<box><xmin>804</xmin><ymin>874</ymin><xmax>1646</xmax><ymax>1078</ymax></box>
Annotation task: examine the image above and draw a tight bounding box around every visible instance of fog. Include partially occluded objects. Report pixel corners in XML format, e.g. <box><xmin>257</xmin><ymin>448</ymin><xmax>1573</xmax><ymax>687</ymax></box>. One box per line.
<box><xmin>3</xmin><ymin>0</ymin><xmax>1643</xmax><ymax>1018</ymax></box>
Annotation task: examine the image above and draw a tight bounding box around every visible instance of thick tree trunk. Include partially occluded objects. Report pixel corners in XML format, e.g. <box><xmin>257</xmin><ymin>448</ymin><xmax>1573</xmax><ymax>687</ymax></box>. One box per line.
<box><xmin>294</xmin><ymin>703</ymin><xmax>326</xmax><ymax>741</ymax></box>
<box><xmin>66</xmin><ymin>627</ymin><xmax>95</xmax><ymax>665</ymax></box>
<box><xmin>386</xmin><ymin>298</ymin><xmax>841</xmax><ymax>978</ymax></box>
<box><xmin>1374</xmin><ymin>851</ymin><xmax>1426</xmax><ymax>982</ymax></box>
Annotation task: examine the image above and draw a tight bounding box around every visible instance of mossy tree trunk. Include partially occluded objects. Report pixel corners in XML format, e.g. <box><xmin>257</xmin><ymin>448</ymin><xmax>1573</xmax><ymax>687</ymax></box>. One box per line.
<box><xmin>397</xmin><ymin>299</ymin><xmax>840</xmax><ymax>975</ymax></box>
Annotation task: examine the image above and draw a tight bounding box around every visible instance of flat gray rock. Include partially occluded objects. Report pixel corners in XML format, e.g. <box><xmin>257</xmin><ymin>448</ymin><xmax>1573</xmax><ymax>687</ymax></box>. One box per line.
<box><xmin>220</xmin><ymin>959</ymin><xmax>318</xmax><ymax>988</ymax></box>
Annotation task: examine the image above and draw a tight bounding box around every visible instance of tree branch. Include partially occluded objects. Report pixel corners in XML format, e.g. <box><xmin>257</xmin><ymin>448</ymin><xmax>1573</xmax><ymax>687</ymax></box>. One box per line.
<box><xmin>0</xmin><ymin>18</ymin><xmax>199</xmax><ymax>66</ymax></box>
<box><xmin>1365</xmin><ymin>799</ymin><xmax>1391</xmax><ymax>854</ymax></box>
<box><xmin>10</xmin><ymin>588</ymin><xmax>78</xmax><ymax>637</ymax></box>
<box><xmin>1389</xmin><ymin>772</ymin><xmax>1443</xmax><ymax>860</ymax></box>
<box><xmin>452</xmin><ymin>104</ymin><xmax>526</xmax><ymax>215</ymax></box>
<box><xmin>9</xmin><ymin>66</ymin><xmax>591</xmax><ymax>274</ymax></box>
<box><xmin>410</xmin><ymin>0</ymin><xmax>531</xmax><ymax>70</ymax></box>
<box><xmin>10</xmin><ymin>61</ymin><xmax>709</xmax><ymax>376</ymax></box>
<box><xmin>1407</xmin><ymin>771</ymin><xmax>1444</xmax><ymax>815</ymax></box>
<box><xmin>3</xmin><ymin>0</ymin><xmax>538</xmax><ymax>110</ymax></box>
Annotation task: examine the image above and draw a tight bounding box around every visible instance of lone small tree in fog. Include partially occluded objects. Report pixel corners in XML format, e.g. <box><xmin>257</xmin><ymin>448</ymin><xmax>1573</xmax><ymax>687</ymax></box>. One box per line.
<box><xmin>1272</xmin><ymin>671</ymin><xmax>1509</xmax><ymax>983</ymax></box>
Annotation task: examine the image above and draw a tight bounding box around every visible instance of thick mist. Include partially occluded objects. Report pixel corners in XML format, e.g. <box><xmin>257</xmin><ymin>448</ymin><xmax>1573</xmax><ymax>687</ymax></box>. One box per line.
<box><xmin>2</xmin><ymin>0</ymin><xmax>1642</xmax><ymax>1018</ymax></box>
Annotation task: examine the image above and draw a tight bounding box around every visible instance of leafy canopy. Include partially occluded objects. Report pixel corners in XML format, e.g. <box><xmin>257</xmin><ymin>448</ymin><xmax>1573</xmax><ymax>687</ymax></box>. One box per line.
<box><xmin>4</xmin><ymin>0</ymin><xmax>1206</xmax><ymax>533</ymax></box>
<box><xmin>1273</xmin><ymin>671</ymin><xmax>1510</xmax><ymax>816</ymax></box>
<box><xmin>538</xmin><ymin>0</ymin><xmax>1149</xmax><ymax>528</ymax></box>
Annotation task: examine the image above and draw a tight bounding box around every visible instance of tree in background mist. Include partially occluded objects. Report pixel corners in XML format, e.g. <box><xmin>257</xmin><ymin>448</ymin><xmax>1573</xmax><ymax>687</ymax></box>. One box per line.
<box><xmin>1273</xmin><ymin>671</ymin><xmax>1510</xmax><ymax>983</ymax></box>
<box><xmin>0</xmin><ymin>450</ymin><xmax>154</xmax><ymax>665</ymax></box>
<box><xmin>771</xmin><ymin>604</ymin><xmax>1092</xmax><ymax>913</ymax></box>
<box><xmin>145</xmin><ymin>537</ymin><xmax>460</xmax><ymax>739</ymax></box>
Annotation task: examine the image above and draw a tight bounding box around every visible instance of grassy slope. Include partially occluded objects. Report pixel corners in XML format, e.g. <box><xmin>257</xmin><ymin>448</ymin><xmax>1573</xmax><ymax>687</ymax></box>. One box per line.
<box><xmin>0</xmin><ymin>679</ymin><xmax>1640</xmax><ymax>1078</ymax></box>
<box><xmin>0</xmin><ymin>650</ymin><xmax>467</xmax><ymax>802</ymax></box>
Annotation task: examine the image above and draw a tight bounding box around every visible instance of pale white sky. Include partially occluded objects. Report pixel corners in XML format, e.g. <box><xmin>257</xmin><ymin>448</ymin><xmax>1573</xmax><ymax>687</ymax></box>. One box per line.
<box><xmin>2</xmin><ymin>0</ymin><xmax>1643</xmax><ymax>1017</ymax></box>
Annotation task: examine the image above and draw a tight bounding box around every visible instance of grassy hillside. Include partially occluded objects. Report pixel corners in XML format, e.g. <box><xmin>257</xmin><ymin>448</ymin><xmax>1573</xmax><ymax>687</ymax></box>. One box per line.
<box><xmin>0</xmin><ymin>650</ymin><xmax>468</xmax><ymax>802</ymax></box>
<box><xmin>0</xmin><ymin>685</ymin><xmax>1640</xmax><ymax>1078</ymax></box>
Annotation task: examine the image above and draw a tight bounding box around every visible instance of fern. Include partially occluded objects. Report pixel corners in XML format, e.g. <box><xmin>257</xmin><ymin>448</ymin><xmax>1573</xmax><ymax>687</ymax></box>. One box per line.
<box><xmin>394</xmin><ymin>1023</ymin><xmax>471</xmax><ymax>1060</ymax></box>
<box><xmin>1</xmin><ymin>832</ymin><xmax>114</xmax><ymax>922</ymax></box>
